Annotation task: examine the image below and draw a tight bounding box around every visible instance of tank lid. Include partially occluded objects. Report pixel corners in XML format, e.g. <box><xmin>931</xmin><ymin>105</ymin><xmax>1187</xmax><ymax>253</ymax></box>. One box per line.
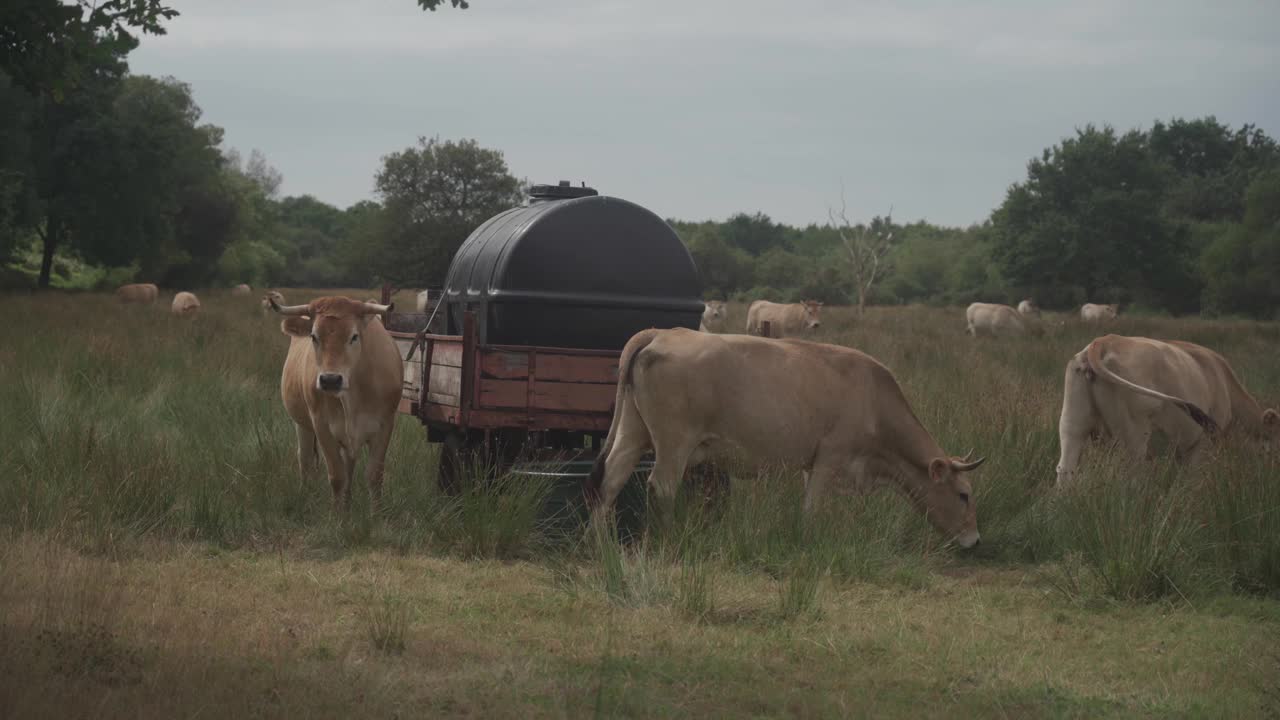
<box><xmin>528</xmin><ymin>180</ymin><xmax>599</xmax><ymax>203</ymax></box>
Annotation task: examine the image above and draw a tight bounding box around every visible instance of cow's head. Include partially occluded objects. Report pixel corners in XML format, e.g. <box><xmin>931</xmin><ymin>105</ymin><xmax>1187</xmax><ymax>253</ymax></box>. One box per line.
<box><xmin>801</xmin><ymin>300</ymin><xmax>823</xmax><ymax>330</ymax></box>
<box><xmin>1104</xmin><ymin>304</ymin><xmax>1119</xmax><ymax>319</ymax></box>
<box><xmin>702</xmin><ymin>300</ymin><xmax>725</xmax><ymax>321</ymax></box>
<box><xmin>920</xmin><ymin>453</ymin><xmax>985</xmax><ymax>548</ymax></box>
<box><xmin>272</xmin><ymin>296</ymin><xmax>392</xmax><ymax>394</ymax></box>
<box><xmin>1262</xmin><ymin>408</ymin><xmax>1280</xmax><ymax>442</ymax></box>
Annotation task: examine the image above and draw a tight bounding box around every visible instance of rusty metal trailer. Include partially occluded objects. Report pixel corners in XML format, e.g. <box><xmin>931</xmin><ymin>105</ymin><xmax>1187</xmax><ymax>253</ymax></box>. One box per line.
<box><xmin>386</xmin><ymin>307</ymin><xmax>626</xmax><ymax>491</ymax></box>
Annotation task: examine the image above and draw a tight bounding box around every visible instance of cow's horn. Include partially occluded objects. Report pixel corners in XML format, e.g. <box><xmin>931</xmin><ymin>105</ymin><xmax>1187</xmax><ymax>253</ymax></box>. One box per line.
<box><xmin>951</xmin><ymin>456</ymin><xmax>986</xmax><ymax>472</ymax></box>
<box><xmin>271</xmin><ymin>300</ymin><xmax>311</xmax><ymax>316</ymax></box>
<box><xmin>360</xmin><ymin>301</ymin><xmax>392</xmax><ymax>316</ymax></box>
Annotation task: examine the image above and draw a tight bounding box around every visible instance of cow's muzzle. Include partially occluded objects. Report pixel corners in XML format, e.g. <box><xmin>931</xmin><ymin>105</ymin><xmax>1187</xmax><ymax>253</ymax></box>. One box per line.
<box><xmin>955</xmin><ymin>530</ymin><xmax>981</xmax><ymax>549</ymax></box>
<box><xmin>318</xmin><ymin>373</ymin><xmax>345</xmax><ymax>392</ymax></box>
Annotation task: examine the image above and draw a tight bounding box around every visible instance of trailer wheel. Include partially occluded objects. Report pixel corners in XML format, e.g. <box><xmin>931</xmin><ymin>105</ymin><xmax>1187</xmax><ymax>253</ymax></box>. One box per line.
<box><xmin>437</xmin><ymin>433</ymin><xmax>468</xmax><ymax>496</ymax></box>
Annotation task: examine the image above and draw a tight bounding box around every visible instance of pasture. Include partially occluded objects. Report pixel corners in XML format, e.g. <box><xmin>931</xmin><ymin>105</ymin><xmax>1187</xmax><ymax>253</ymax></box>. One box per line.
<box><xmin>1</xmin><ymin>290</ymin><xmax>1279</xmax><ymax>718</ymax></box>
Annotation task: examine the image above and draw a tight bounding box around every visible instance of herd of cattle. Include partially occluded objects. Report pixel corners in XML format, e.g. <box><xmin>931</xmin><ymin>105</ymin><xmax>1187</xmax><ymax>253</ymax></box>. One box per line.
<box><xmin>112</xmin><ymin>284</ymin><xmax>1277</xmax><ymax>548</ymax></box>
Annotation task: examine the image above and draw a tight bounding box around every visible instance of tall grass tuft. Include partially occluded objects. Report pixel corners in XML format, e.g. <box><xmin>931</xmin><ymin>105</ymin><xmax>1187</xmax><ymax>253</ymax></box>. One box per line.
<box><xmin>1193</xmin><ymin>443</ymin><xmax>1280</xmax><ymax>596</ymax></box>
<box><xmin>676</xmin><ymin>557</ymin><xmax>715</xmax><ymax>620</ymax></box>
<box><xmin>777</xmin><ymin>553</ymin><xmax>827</xmax><ymax>620</ymax></box>
<box><xmin>1050</xmin><ymin>457</ymin><xmax>1212</xmax><ymax>602</ymax></box>
<box><xmin>441</xmin><ymin>460</ymin><xmax>556</xmax><ymax>560</ymax></box>
<box><xmin>365</xmin><ymin>589</ymin><xmax>413</xmax><ymax>655</ymax></box>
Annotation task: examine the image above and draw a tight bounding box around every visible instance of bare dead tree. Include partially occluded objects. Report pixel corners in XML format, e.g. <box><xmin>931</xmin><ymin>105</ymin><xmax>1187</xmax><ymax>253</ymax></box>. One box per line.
<box><xmin>829</xmin><ymin>189</ymin><xmax>895</xmax><ymax>313</ymax></box>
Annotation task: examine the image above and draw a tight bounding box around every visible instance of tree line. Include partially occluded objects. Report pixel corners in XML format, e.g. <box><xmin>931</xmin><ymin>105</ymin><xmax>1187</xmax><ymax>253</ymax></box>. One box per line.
<box><xmin>2</xmin><ymin>3</ymin><xmax>1278</xmax><ymax>317</ymax></box>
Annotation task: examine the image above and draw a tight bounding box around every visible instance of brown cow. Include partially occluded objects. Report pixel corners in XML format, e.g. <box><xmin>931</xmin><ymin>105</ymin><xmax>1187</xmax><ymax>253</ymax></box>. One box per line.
<box><xmin>231</xmin><ymin>284</ymin><xmax>252</xmax><ymax>296</ymax></box>
<box><xmin>1055</xmin><ymin>334</ymin><xmax>1278</xmax><ymax>485</ymax></box>
<box><xmin>116</xmin><ymin>283</ymin><xmax>158</xmax><ymax>304</ymax></box>
<box><xmin>270</xmin><ymin>296</ymin><xmax>402</xmax><ymax>512</ymax></box>
<box><xmin>171</xmin><ymin>291</ymin><xmax>201</xmax><ymax>315</ymax></box>
<box><xmin>587</xmin><ymin>329</ymin><xmax>985</xmax><ymax>547</ymax></box>
<box><xmin>745</xmin><ymin>300</ymin><xmax>822</xmax><ymax>337</ymax></box>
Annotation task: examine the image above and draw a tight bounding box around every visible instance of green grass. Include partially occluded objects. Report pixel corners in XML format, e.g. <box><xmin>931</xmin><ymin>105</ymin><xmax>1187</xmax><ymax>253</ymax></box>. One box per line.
<box><xmin>1</xmin><ymin>289</ymin><xmax>1279</xmax><ymax>717</ymax></box>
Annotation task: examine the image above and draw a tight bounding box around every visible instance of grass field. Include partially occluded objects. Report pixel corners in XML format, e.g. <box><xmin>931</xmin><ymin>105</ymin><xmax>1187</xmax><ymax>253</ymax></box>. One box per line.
<box><xmin>1</xmin><ymin>289</ymin><xmax>1279</xmax><ymax>718</ymax></box>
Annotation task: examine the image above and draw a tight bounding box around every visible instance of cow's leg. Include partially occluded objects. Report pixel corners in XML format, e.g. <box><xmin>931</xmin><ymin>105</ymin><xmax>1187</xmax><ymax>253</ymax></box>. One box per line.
<box><xmin>363</xmin><ymin>421</ymin><xmax>395</xmax><ymax>514</ymax></box>
<box><xmin>341</xmin><ymin>445</ymin><xmax>359</xmax><ymax>508</ymax></box>
<box><xmin>591</xmin><ymin>398</ymin><xmax>652</xmax><ymax>530</ymax></box>
<box><xmin>294</xmin><ymin>424</ymin><xmax>318</xmax><ymax>481</ymax></box>
<box><xmin>1055</xmin><ymin>360</ymin><xmax>1096</xmax><ymax>487</ymax></box>
<box><xmin>802</xmin><ymin>451</ymin><xmax>844</xmax><ymax>515</ymax></box>
<box><xmin>314</xmin><ymin>428</ymin><xmax>349</xmax><ymax>513</ymax></box>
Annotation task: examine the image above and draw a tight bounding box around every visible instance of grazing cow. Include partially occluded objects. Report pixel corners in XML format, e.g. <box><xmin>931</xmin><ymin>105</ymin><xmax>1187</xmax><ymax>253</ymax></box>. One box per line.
<box><xmin>1055</xmin><ymin>334</ymin><xmax>1279</xmax><ymax>485</ymax></box>
<box><xmin>416</xmin><ymin>289</ymin><xmax>431</xmax><ymax>314</ymax></box>
<box><xmin>699</xmin><ymin>300</ymin><xmax>727</xmax><ymax>333</ymax></box>
<box><xmin>966</xmin><ymin>302</ymin><xmax>1041</xmax><ymax>337</ymax></box>
<box><xmin>1081</xmin><ymin>303</ymin><xmax>1118</xmax><ymax>322</ymax></box>
<box><xmin>745</xmin><ymin>300</ymin><xmax>822</xmax><ymax>338</ymax></box>
<box><xmin>231</xmin><ymin>284</ymin><xmax>252</xmax><ymax>296</ymax></box>
<box><xmin>116</xmin><ymin>283</ymin><xmax>158</xmax><ymax>304</ymax></box>
<box><xmin>586</xmin><ymin>329</ymin><xmax>985</xmax><ymax>547</ymax></box>
<box><xmin>171</xmin><ymin>291</ymin><xmax>201</xmax><ymax>316</ymax></box>
<box><xmin>261</xmin><ymin>291</ymin><xmax>285</xmax><ymax>314</ymax></box>
<box><xmin>270</xmin><ymin>296</ymin><xmax>402</xmax><ymax>512</ymax></box>
<box><xmin>1017</xmin><ymin>299</ymin><xmax>1040</xmax><ymax>317</ymax></box>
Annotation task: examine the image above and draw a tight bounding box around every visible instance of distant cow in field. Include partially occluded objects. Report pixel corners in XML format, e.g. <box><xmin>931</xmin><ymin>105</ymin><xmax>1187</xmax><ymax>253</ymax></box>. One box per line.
<box><xmin>117</xmin><ymin>283</ymin><xmax>158</xmax><ymax>304</ymax></box>
<box><xmin>1055</xmin><ymin>334</ymin><xmax>1278</xmax><ymax>486</ymax></box>
<box><xmin>261</xmin><ymin>291</ymin><xmax>285</xmax><ymax>314</ymax></box>
<box><xmin>745</xmin><ymin>300</ymin><xmax>822</xmax><ymax>338</ymax></box>
<box><xmin>1017</xmin><ymin>299</ymin><xmax>1040</xmax><ymax>317</ymax></box>
<box><xmin>171</xmin><ymin>291</ymin><xmax>201</xmax><ymax>316</ymax></box>
<box><xmin>1081</xmin><ymin>303</ymin><xmax>1118</xmax><ymax>322</ymax></box>
<box><xmin>416</xmin><ymin>290</ymin><xmax>431</xmax><ymax>314</ymax></box>
<box><xmin>587</xmin><ymin>329</ymin><xmax>985</xmax><ymax>547</ymax></box>
<box><xmin>232</xmin><ymin>284</ymin><xmax>252</xmax><ymax>296</ymax></box>
<box><xmin>966</xmin><ymin>302</ymin><xmax>1041</xmax><ymax>337</ymax></box>
<box><xmin>699</xmin><ymin>300</ymin><xmax>727</xmax><ymax>333</ymax></box>
<box><xmin>269</xmin><ymin>296</ymin><xmax>402</xmax><ymax>513</ymax></box>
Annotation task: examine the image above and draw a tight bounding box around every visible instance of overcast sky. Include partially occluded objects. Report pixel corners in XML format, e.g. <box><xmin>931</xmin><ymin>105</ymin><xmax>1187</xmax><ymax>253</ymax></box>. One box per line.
<box><xmin>129</xmin><ymin>0</ymin><xmax>1280</xmax><ymax>228</ymax></box>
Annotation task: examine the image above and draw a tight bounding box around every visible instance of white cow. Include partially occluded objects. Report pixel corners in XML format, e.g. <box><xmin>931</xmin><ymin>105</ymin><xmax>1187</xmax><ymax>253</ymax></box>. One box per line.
<box><xmin>966</xmin><ymin>302</ymin><xmax>1040</xmax><ymax>337</ymax></box>
<box><xmin>699</xmin><ymin>301</ymin><xmax>727</xmax><ymax>333</ymax></box>
<box><xmin>1080</xmin><ymin>303</ymin><xmax>1118</xmax><ymax>322</ymax></box>
<box><xmin>1055</xmin><ymin>334</ymin><xmax>1278</xmax><ymax>485</ymax></box>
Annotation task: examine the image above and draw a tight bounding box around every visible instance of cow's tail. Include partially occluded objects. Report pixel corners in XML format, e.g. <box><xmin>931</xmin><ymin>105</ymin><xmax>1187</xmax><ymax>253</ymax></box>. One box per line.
<box><xmin>585</xmin><ymin>329</ymin><xmax>662</xmax><ymax>505</ymax></box>
<box><xmin>1085</xmin><ymin>338</ymin><xmax>1219</xmax><ymax>434</ymax></box>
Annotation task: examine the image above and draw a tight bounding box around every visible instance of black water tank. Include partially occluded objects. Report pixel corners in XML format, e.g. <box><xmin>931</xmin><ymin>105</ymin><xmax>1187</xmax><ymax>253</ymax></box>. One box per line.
<box><xmin>442</xmin><ymin>183</ymin><xmax>703</xmax><ymax>350</ymax></box>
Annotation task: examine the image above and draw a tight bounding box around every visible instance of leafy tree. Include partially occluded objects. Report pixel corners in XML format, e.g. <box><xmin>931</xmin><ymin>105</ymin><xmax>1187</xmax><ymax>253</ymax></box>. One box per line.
<box><xmin>754</xmin><ymin>247</ymin><xmax>809</xmax><ymax>290</ymax></box>
<box><xmin>1149</xmin><ymin>117</ymin><xmax>1279</xmax><ymax>224</ymax></box>
<box><xmin>721</xmin><ymin>212</ymin><xmax>792</xmax><ymax>256</ymax></box>
<box><xmin>1200</xmin><ymin>170</ymin><xmax>1280</xmax><ymax>317</ymax></box>
<box><xmin>681</xmin><ymin>223</ymin><xmax>753</xmax><ymax>298</ymax></box>
<box><xmin>28</xmin><ymin>48</ymin><xmax>128</xmax><ymax>287</ymax></box>
<box><xmin>990</xmin><ymin>125</ymin><xmax>1186</xmax><ymax>309</ymax></box>
<box><xmin>417</xmin><ymin>0</ymin><xmax>470</xmax><ymax>8</ymax></box>
<box><xmin>370</xmin><ymin>137</ymin><xmax>521</xmax><ymax>285</ymax></box>
<box><xmin>0</xmin><ymin>70</ymin><xmax>37</xmax><ymax>262</ymax></box>
<box><xmin>0</xmin><ymin>0</ymin><xmax>176</xmax><ymax>98</ymax></box>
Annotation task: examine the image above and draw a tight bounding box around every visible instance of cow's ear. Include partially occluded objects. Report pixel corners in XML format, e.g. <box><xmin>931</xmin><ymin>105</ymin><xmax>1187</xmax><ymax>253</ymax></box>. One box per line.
<box><xmin>1264</xmin><ymin>409</ymin><xmax>1279</xmax><ymax>426</ymax></box>
<box><xmin>281</xmin><ymin>315</ymin><xmax>313</xmax><ymax>337</ymax></box>
<box><xmin>928</xmin><ymin>458</ymin><xmax>948</xmax><ymax>483</ymax></box>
